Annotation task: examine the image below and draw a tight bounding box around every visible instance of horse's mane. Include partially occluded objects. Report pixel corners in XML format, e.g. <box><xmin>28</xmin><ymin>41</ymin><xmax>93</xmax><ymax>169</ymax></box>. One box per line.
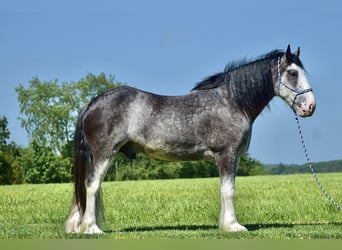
<box><xmin>192</xmin><ymin>50</ymin><xmax>284</xmax><ymax>91</ymax></box>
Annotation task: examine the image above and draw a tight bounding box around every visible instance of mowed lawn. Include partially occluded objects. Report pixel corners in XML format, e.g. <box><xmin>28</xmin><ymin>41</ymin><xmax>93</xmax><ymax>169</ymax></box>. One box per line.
<box><xmin>0</xmin><ymin>173</ymin><xmax>342</xmax><ymax>239</ymax></box>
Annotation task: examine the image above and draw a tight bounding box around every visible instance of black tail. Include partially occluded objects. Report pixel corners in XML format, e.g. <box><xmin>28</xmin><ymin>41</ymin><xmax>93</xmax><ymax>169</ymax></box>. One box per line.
<box><xmin>73</xmin><ymin>111</ymin><xmax>91</xmax><ymax>216</ymax></box>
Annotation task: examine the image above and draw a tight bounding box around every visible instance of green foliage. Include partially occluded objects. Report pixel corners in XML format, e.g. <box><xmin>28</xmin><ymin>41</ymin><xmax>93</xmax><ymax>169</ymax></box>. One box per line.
<box><xmin>105</xmin><ymin>154</ymin><xmax>182</xmax><ymax>181</ymax></box>
<box><xmin>0</xmin><ymin>150</ymin><xmax>23</xmax><ymax>185</ymax></box>
<box><xmin>1</xmin><ymin>174</ymin><xmax>342</xmax><ymax>239</ymax></box>
<box><xmin>237</xmin><ymin>153</ymin><xmax>269</xmax><ymax>176</ymax></box>
<box><xmin>267</xmin><ymin>160</ymin><xmax>342</xmax><ymax>175</ymax></box>
<box><xmin>11</xmin><ymin>73</ymin><xmax>122</xmax><ymax>184</ymax></box>
<box><xmin>0</xmin><ymin>116</ymin><xmax>10</xmax><ymax>148</ymax></box>
<box><xmin>73</xmin><ymin>73</ymin><xmax>122</xmax><ymax>103</ymax></box>
<box><xmin>15</xmin><ymin>73</ymin><xmax>121</xmax><ymax>155</ymax></box>
<box><xmin>0</xmin><ymin>116</ymin><xmax>23</xmax><ymax>184</ymax></box>
<box><xmin>105</xmin><ymin>153</ymin><xmax>266</xmax><ymax>181</ymax></box>
<box><xmin>179</xmin><ymin>161</ymin><xmax>218</xmax><ymax>178</ymax></box>
<box><xmin>105</xmin><ymin>154</ymin><xmax>219</xmax><ymax>181</ymax></box>
<box><xmin>16</xmin><ymin>78</ymin><xmax>66</xmax><ymax>153</ymax></box>
<box><xmin>19</xmin><ymin>140</ymin><xmax>71</xmax><ymax>184</ymax></box>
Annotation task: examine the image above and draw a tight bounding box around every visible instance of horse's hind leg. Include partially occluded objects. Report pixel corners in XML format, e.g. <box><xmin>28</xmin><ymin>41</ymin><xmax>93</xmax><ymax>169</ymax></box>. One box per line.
<box><xmin>65</xmin><ymin>198</ymin><xmax>82</xmax><ymax>233</ymax></box>
<box><xmin>79</xmin><ymin>158</ymin><xmax>111</xmax><ymax>234</ymax></box>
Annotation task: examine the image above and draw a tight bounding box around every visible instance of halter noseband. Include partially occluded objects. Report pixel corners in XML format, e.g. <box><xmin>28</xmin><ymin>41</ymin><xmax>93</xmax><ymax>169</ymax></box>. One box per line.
<box><xmin>277</xmin><ymin>57</ymin><xmax>313</xmax><ymax>106</ymax></box>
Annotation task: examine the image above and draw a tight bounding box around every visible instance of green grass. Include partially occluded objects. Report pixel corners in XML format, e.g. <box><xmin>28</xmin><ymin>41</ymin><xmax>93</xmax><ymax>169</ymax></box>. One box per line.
<box><xmin>0</xmin><ymin>174</ymin><xmax>342</xmax><ymax>239</ymax></box>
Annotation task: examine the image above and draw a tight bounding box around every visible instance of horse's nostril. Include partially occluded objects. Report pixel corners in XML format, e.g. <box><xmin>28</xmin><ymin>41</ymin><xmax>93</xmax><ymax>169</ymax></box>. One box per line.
<box><xmin>308</xmin><ymin>103</ymin><xmax>315</xmax><ymax>113</ymax></box>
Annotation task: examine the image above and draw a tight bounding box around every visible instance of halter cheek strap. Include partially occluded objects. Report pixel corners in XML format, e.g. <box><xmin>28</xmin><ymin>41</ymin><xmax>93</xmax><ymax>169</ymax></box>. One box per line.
<box><xmin>277</xmin><ymin>57</ymin><xmax>313</xmax><ymax>106</ymax></box>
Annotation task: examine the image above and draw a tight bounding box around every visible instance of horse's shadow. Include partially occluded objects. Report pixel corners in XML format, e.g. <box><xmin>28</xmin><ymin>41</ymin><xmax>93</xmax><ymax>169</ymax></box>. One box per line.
<box><xmin>111</xmin><ymin>222</ymin><xmax>342</xmax><ymax>233</ymax></box>
<box><xmin>118</xmin><ymin>224</ymin><xmax>217</xmax><ymax>233</ymax></box>
<box><xmin>246</xmin><ymin>222</ymin><xmax>342</xmax><ymax>231</ymax></box>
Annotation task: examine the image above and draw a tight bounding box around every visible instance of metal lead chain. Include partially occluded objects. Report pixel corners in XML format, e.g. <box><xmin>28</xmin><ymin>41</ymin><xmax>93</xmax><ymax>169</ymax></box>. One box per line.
<box><xmin>293</xmin><ymin>110</ymin><xmax>342</xmax><ymax>211</ymax></box>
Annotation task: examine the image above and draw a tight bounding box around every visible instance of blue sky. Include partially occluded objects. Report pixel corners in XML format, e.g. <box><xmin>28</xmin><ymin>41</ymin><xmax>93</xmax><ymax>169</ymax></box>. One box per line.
<box><xmin>1</xmin><ymin>0</ymin><xmax>341</xmax><ymax>164</ymax></box>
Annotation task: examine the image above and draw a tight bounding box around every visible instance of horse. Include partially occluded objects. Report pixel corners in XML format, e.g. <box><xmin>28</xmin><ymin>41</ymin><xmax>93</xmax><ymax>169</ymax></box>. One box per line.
<box><xmin>65</xmin><ymin>45</ymin><xmax>316</xmax><ymax>234</ymax></box>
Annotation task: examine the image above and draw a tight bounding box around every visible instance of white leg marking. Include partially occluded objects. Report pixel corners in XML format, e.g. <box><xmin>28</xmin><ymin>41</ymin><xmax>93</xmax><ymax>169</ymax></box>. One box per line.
<box><xmin>80</xmin><ymin>159</ymin><xmax>109</xmax><ymax>234</ymax></box>
<box><xmin>219</xmin><ymin>175</ymin><xmax>248</xmax><ymax>232</ymax></box>
<box><xmin>65</xmin><ymin>201</ymin><xmax>82</xmax><ymax>233</ymax></box>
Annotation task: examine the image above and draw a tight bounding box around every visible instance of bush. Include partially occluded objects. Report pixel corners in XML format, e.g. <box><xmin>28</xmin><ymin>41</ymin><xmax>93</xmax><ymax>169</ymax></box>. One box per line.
<box><xmin>237</xmin><ymin>153</ymin><xmax>268</xmax><ymax>176</ymax></box>
<box><xmin>104</xmin><ymin>152</ymin><xmax>266</xmax><ymax>181</ymax></box>
<box><xmin>0</xmin><ymin>150</ymin><xmax>23</xmax><ymax>185</ymax></box>
<box><xmin>19</xmin><ymin>140</ymin><xmax>72</xmax><ymax>184</ymax></box>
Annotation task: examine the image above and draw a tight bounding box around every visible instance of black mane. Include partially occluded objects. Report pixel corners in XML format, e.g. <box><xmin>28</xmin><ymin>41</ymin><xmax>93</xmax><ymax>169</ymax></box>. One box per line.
<box><xmin>192</xmin><ymin>50</ymin><xmax>284</xmax><ymax>91</ymax></box>
<box><xmin>191</xmin><ymin>49</ymin><xmax>293</xmax><ymax>112</ymax></box>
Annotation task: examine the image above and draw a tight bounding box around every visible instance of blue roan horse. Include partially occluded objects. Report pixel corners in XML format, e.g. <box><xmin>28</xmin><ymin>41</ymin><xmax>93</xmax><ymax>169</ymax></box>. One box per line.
<box><xmin>65</xmin><ymin>45</ymin><xmax>316</xmax><ymax>234</ymax></box>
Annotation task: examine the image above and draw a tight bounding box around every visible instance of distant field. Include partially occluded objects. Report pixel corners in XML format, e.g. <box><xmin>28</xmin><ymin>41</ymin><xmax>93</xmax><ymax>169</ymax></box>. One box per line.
<box><xmin>0</xmin><ymin>173</ymin><xmax>342</xmax><ymax>239</ymax></box>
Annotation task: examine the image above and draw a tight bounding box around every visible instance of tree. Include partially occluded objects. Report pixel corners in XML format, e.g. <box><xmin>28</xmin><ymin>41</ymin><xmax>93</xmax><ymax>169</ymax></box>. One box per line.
<box><xmin>237</xmin><ymin>153</ymin><xmax>268</xmax><ymax>176</ymax></box>
<box><xmin>0</xmin><ymin>116</ymin><xmax>24</xmax><ymax>184</ymax></box>
<box><xmin>15</xmin><ymin>73</ymin><xmax>122</xmax><ymax>183</ymax></box>
<box><xmin>20</xmin><ymin>140</ymin><xmax>71</xmax><ymax>184</ymax></box>
<box><xmin>16</xmin><ymin>73</ymin><xmax>122</xmax><ymax>155</ymax></box>
<box><xmin>0</xmin><ymin>116</ymin><xmax>10</xmax><ymax>149</ymax></box>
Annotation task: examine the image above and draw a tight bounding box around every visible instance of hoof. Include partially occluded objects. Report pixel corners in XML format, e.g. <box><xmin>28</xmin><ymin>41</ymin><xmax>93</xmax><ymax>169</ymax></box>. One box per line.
<box><xmin>80</xmin><ymin>224</ymin><xmax>104</xmax><ymax>234</ymax></box>
<box><xmin>65</xmin><ymin>217</ymin><xmax>81</xmax><ymax>233</ymax></box>
<box><xmin>65</xmin><ymin>204</ymin><xmax>82</xmax><ymax>233</ymax></box>
<box><xmin>65</xmin><ymin>225</ymin><xmax>80</xmax><ymax>234</ymax></box>
<box><xmin>220</xmin><ymin>223</ymin><xmax>248</xmax><ymax>232</ymax></box>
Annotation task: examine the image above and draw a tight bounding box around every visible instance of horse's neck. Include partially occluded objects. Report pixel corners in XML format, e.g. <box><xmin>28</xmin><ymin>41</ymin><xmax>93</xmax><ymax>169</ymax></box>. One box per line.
<box><xmin>225</xmin><ymin>66</ymin><xmax>275</xmax><ymax>121</ymax></box>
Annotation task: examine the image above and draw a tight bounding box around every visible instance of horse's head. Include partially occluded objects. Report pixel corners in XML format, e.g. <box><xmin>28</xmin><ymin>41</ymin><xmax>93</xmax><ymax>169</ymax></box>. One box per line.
<box><xmin>275</xmin><ymin>45</ymin><xmax>316</xmax><ymax>117</ymax></box>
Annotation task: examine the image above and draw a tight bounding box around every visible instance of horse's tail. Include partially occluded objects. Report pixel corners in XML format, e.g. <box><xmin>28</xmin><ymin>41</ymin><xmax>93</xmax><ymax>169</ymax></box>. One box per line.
<box><xmin>73</xmin><ymin>109</ymin><xmax>91</xmax><ymax>216</ymax></box>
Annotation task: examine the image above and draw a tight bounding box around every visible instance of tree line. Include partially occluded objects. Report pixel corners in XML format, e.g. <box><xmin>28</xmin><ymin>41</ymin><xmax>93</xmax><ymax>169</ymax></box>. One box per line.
<box><xmin>1</xmin><ymin>73</ymin><xmax>269</xmax><ymax>185</ymax></box>
<box><xmin>266</xmin><ymin>160</ymin><xmax>342</xmax><ymax>175</ymax></box>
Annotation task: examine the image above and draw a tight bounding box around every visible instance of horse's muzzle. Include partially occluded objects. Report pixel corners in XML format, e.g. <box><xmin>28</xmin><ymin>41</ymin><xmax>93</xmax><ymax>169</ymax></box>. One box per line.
<box><xmin>297</xmin><ymin>102</ymin><xmax>316</xmax><ymax>117</ymax></box>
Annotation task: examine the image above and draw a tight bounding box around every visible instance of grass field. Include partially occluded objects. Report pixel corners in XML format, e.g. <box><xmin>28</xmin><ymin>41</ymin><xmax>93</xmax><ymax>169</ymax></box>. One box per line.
<box><xmin>0</xmin><ymin>173</ymin><xmax>342</xmax><ymax>239</ymax></box>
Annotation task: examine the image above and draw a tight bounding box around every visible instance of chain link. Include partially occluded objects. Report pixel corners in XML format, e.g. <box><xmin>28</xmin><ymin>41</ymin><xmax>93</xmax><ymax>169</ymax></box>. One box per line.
<box><xmin>293</xmin><ymin>110</ymin><xmax>342</xmax><ymax>211</ymax></box>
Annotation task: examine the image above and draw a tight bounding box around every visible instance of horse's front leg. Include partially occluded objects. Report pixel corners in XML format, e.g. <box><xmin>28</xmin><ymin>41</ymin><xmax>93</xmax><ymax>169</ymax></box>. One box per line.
<box><xmin>216</xmin><ymin>153</ymin><xmax>248</xmax><ymax>232</ymax></box>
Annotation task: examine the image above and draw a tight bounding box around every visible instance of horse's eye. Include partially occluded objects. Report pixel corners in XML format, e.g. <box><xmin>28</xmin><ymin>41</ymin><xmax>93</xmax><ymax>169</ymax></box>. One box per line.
<box><xmin>287</xmin><ymin>70</ymin><xmax>298</xmax><ymax>77</ymax></box>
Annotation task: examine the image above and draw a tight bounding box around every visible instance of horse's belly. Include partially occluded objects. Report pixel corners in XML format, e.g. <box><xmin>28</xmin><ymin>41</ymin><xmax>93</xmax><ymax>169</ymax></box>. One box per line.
<box><xmin>143</xmin><ymin>144</ymin><xmax>213</xmax><ymax>162</ymax></box>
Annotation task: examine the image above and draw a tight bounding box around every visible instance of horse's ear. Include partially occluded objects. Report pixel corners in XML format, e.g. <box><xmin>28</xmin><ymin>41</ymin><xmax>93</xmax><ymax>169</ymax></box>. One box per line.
<box><xmin>294</xmin><ymin>47</ymin><xmax>300</xmax><ymax>57</ymax></box>
<box><xmin>285</xmin><ymin>44</ymin><xmax>292</xmax><ymax>62</ymax></box>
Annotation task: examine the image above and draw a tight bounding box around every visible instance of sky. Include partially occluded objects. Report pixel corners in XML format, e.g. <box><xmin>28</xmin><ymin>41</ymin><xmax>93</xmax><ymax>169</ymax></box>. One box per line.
<box><xmin>1</xmin><ymin>0</ymin><xmax>341</xmax><ymax>164</ymax></box>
